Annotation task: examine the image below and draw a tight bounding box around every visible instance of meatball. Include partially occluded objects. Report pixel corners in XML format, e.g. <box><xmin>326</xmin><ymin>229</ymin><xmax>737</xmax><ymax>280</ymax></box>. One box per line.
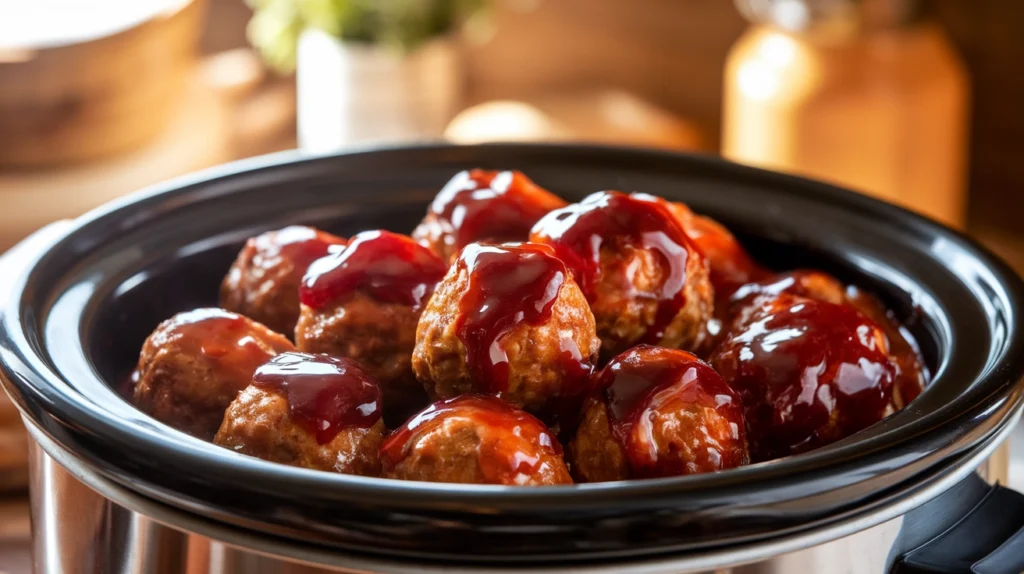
<box><xmin>132</xmin><ymin>308</ymin><xmax>295</xmax><ymax>439</ymax></box>
<box><xmin>726</xmin><ymin>270</ymin><xmax>927</xmax><ymax>409</ymax></box>
<box><xmin>381</xmin><ymin>395</ymin><xmax>572</xmax><ymax>485</ymax></box>
<box><xmin>214</xmin><ymin>352</ymin><xmax>384</xmax><ymax>475</ymax></box>
<box><xmin>295</xmin><ymin>230</ymin><xmax>447</xmax><ymax>422</ymax></box>
<box><xmin>530</xmin><ymin>191</ymin><xmax>713</xmax><ymax>358</ymax></box>
<box><xmin>221</xmin><ymin>226</ymin><xmax>346</xmax><ymax>335</ymax></box>
<box><xmin>669</xmin><ymin>202</ymin><xmax>766</xmax><ymax>296</ymax></box>
<box><xmin>709</xmin><ymin>293</ymin><xmax>896</xmax><ymax>461</ymax></box>
<box><xmin>570</xmin><ymin>345</ymin><xmax>748</xmax><ymax>482</ymax></box>
<box><xmin>412</xmin><ymin>242</ymin><xmax>600</xmax><ymax>413</ymax></box>
<box><xmin>844</xmin><ymin>285</ymin><xmax>927</xmax><ymax>408</ymax></box>
<box><xmin>412</xmin><ymin>169</ymin><xmax>567</xmax><ymax>262</ymax></box>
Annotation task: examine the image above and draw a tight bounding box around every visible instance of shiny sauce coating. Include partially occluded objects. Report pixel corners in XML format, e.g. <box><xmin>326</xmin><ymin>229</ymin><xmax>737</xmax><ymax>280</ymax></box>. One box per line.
<box><xmin>596</xmin><ymin>345</ymin><xmax>747</xmax><ymax>477</ymax></box>
<box><xmin>256</xmin><ymin>225</ymin><xmax>346</xmax><ymax>269</ymax></box>
<box><xmin>530</xmin><ymin>191</ymin><xmax>696</xmax><ymax>344</ymax></box>
<box><xmin>380</xmin><ymin>394</ymin><xmax>563</xmax><ymax>481</ymax></box>
<box><xmin>710</xmin><ymin>294</ymin><xmax>895</xmax><ymax>460</ymax></box>
<box><xmin>156</xmin><ymin>308</ymin><xmax>292</xmax><ymax>384</ymax></box>
<box><xmin>676</xmin><ymin>207</ymin><xmax>766</xmax><ymax>296</ymax></box>
<box><xmin>252</xmin><ymin>352</ymin><xmax>382</xmax><ymax>444</ymax></box>
<box><xmin>427</xmin><ymin>170</ymin><xmax>567</xmax><ymax>252</ymax></box>
<box><xmin>300</xmin><ymin>230</ymin><xmax>447</xmax><ymax>310</ymax></box>
<box><xmin>454</xmin><ymin>243</ymin><xmax>591</xmax><ymax>395</ymax></box>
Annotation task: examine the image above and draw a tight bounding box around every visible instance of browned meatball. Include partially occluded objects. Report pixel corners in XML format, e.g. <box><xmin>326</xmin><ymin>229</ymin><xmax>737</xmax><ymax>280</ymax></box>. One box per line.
<box><xmin>412</xmin><ymin>242</ymin><xmax>600</xmax><ymax>413</ymax></box>
<box><xmin>381</xmin><ymin>395</ymin><xmax>572</xmax><ymax>485</ymax></box>
<box><xmin>570</xmin><ymin>345</ymin><xmax>748</xmax><ymax>482</ymax></box>
<box><xmin>412</xmin><ymin>169</ymin><xmax>568</xmax><ymax>262</ymax></box>
<box><xmin>221</xmin><ymin>226</ymin><xmax>346</xmax><ymax>336</ymax></box>
<box><xmin>295</xmin><ymin>230</ymin><xmax>447</xmax><ymax>423</ymax></box>
<box><xmin>530</xmin><ymin>191</ymin><xmax>713</xmax><ymax>359</ymax></box>
<box><xmin>725</xmin><ymin>270</ymin><xmax>927</xmax><ymax>410</ymax></box>
<box><xmin>214</xmin><ymin>353</ymin><xmax>384</xmax><ymax>475</ymax></box>
<box><xmin>668</xmin><ymin>202</ymin><xmax>767</xmax><ymax>296</ymax></box>
<box><xmin>132</xmin><ymin>308</ymin><xmax>295</xmax><ymax>439</ymax></box>
<box><xmin>710</xmin><ymin>293</ymin><xmax>896</xmax><ymax>461</ymax></box>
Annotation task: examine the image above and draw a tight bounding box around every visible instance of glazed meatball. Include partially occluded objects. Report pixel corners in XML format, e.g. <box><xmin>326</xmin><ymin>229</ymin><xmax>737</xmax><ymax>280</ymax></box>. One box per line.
<box><xmin>412</xmin><ymin>169</ymin><xmax>567</xmax><ymax>262</ymax></box>
<box><xmin>295</xmin><ymin>230</ymin><xmax>447</xmax><ymax>422</ymax></box>
<box><xmin>570</xmin><ymin>345</ymin><xmax>748</xmax><ymax>482</ymax></box>
<box><xmin>530</xmin><ymin>191</ymin><xmax>713</xmax><ymax>358</ymax></box>
<box><xmin>381</xmin><ymin>395</ymin><xmax>572</xmax><ymax>485</ymax></box>
<box><xmin>132</xmin><ymin>308</ymin><xmax>295</xmax><ymax>439</ymax></box>
<box><xmin>412</xmin><ymin>242</ymin><xmax>600</xmax><ymax>413</ymax></box>
<box><xmin>214</xmin><ymin>353</ymin><xmax>384</xmax><ymax>475</ymax></box>
<box><xmin>668</xmin><ymin>202</ymin><xmax>766</xmax><ymax>296</ymax></box>
<box><xmin>726</xmin><ymin>270</ymin><xmax>927</xmax><ymax>409</ymax></box>
<box><xmin>709</xmin><ymin>293</ymin><xmax>896</xmax><ymax>461</ymax></box>
<box><xmin>221</xmin><ymin>226</ymin><xmax>346</xmax><ymax>335</ymax></box>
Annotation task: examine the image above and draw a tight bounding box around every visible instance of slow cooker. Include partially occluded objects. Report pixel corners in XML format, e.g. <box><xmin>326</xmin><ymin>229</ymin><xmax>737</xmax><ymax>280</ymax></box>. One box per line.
<box><xmin>2</xmin><ymin>144</ymin><xmax>1023</xmax><ymax>573</ymax></box>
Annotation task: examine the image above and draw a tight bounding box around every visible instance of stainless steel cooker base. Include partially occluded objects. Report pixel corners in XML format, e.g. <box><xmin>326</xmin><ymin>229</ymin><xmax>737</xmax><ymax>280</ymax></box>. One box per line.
<box><xmin>25</xmin><ymin>406</ymin><xmax>1020</xmax><ymax>574</ymax></box>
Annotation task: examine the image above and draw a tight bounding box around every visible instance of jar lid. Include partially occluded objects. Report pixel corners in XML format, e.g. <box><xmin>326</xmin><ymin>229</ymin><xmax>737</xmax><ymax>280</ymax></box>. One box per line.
<box><xmin>735</xmin><ymin>0</ymin><xmax>922</xmax><ymax>32</ymax></box>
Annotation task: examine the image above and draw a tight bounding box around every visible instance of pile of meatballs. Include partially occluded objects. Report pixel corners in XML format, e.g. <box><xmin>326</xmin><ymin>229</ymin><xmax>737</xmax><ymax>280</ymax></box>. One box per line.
<box><xmin>130</xmin><ymin>169</ymin><xmax>927</xmax><ymax>486</ymax></box>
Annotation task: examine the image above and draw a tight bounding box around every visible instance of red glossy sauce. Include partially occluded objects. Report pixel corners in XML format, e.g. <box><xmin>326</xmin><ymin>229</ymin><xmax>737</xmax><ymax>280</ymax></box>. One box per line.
<box><xmin>255</xmin><ymin>225</ymin><xmax>347</xmax><ymax>268</ymax></box>
<box><xmin>595</xmin><ymin>345</ymin><xmax>747</xmax><ymax>477</ymax></box>
<box><xmin>454</xmin><ymin>243</ymin><xmax>591</xmax><ymax>394</ymax></box>
<box><xmin>530</xmin><ymin>191</ymin><xmax>696</xmax><ymax>344</ymax></box>
<box><xmin>710</xmin><ymin>294</ymin><xmax>895</xmax><ymax>461</ymax></box>
<box><xmin>678</xmin><ymin>211</ymin><xmax>766</xmax><ymax>296</ymax></box>
<box><xmin>163</xmin><ymin>308</ymin><xmax>293</xmax><ymax>385</ymax></box>
<box><xmin>380</xmin><ymin>395</ymin><xmax>562</xmax><ymax>482</ymax></box>
<box><xmin>253</xmin><ymin>352</ymin><xmax>382</xmax><ymax>444</ymax></box>
<box><xmin>845</xmin><ymin>286</ymin><xmax>928</xmax><ymax>407</ymax></box>
<box><xmin>426</xmin><ymin>169</ymin><xmax>567</xmax><ymax>252</ymax></box>
<box><xmin>300</xmin><ymin>230</ymin><xmax>447</xmax><ymax>310</ymax></box>
<box><xmin>729</xmin><ymin>271</ymin><xmax>928</xmax><ymax>408</ymax></box>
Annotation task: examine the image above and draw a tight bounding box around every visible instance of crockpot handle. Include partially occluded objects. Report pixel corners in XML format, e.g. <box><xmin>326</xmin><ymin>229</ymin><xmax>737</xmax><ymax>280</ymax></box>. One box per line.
<box><xmin>889</xmin><ymin>472</ymin><xmax>1024</xmax><ymax>573</ymax></box>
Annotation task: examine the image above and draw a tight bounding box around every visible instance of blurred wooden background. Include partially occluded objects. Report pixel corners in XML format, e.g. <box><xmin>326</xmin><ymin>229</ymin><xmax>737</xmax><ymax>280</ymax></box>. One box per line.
<box><xmin>202</xmin><ymin>0</ymin><xmax>1024</xmax><ymax>232</ymax></box>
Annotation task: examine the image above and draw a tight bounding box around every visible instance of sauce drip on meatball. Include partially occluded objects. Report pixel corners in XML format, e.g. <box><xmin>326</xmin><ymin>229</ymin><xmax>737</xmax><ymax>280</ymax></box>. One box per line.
<box><xmin>455</xmin><ymin>243</ymin><xmax>592</xmax><ymax>395</ymax></box>
<box><xmin>252</xmin><ymin>352</ymin><xmax>382</xmax><ymax>444</ymax></box>
<box><xmin>166</xmin><ymin>308</ymin><xmax>292</xmax><ymax>384</ymax></box>
<box><xmin>381</xmin><ymin>394</ymin><xmax>568</xmax><ymax>484</ymax></box>
<box><xmin>530</xmin><ymin>191</ymin><xmax>697</xmax><ymax>345</ymax></box>
<box><xmin>220</xmin><ymin>226</ymin><xmax>346</xmax><ymax>335</ymax></box>
<box><xmin>264</xmin><ymin>225</ymin><xmax>346</xmax><ymax>263</ymax></box>
<box><xmin>413</xmin><ymin>170</ymin><xmax>567</xmax><ymax>260</ymax></box>
<box><xmin>710</xmin><ymin>294</ymin><xmax>896</xmax><ymax>461</ymax></box>
<box><xmin>727</xmin><ymin>270</ymin><xmax>927</xmax><ymax>410</ymax></box>
<box><xmin>596</xmin><ymin>345</ymin><xmax>747</xmax><ymax>478</ymax></box>
<box><xmin>301</xmin><ymin>230</ymin><xmax>447</xmax><ymax>310</ymax></box>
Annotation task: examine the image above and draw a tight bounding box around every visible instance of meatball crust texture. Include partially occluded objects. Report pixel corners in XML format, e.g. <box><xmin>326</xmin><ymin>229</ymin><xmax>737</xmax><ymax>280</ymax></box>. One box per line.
<box><xmin>132</xmin><ymin>308</ymin><xmax>295</xmax><ymax>440</ymax></box>
<box><xmin>215</xmin><ymin>385</ymin><xmax>384</xmax><ymax>475</ymax></box>
<box><xmin>412</xmin><ymin>243</ymin><xmax>600</xmax><ymax>413</ymax></box>
<box><xmin>381</xmin><ymin>395</ymin><xmax>572</xmax><ymax>485</ymax></box>
<box><xmin>296</xmin><ymin>292</ymin><xmax>427</xmax><ymax>421</ymax></box>
<box><xmin>590</xmin><ymin>242</ymin><xmax>713</xmax><ymax>359</ymax></box>
<box><xmin>530</xmin><ymin>191</ymin><xmax>714</xmax><ymax>359</ymax></box>
<box><xmin>220</xmin><ymin>226</ymin><xmax>346</xmax><ymax>336</ymax></box>
<box><xmin>571</xmin><ymin>345</ymin><xmax>748</xmax><ymax>482</ymax></box>
<box><xmin>295</xmin><ymin>231</ymin><xmax>447</xmax><ymax>421</ymax></box>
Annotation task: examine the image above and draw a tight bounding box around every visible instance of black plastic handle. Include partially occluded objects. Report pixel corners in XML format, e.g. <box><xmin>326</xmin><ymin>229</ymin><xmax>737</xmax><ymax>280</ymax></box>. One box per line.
<box><xmin>889</xmin><ymin>473</ymin><xmax>1024</xmax><ymax>574</ymax></box>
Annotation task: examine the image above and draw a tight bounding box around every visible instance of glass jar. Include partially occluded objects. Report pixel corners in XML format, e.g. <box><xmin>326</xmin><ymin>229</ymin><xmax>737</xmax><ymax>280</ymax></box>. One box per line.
<box><xmin>722</xmin><ymin>0</ymin><xmax>969</xmax><ymax>227</ymax></box>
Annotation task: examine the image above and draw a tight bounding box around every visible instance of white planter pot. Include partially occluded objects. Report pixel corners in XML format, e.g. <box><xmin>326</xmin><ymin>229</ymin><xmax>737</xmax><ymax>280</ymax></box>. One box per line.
<box><xmin>296</xmin><ymin>29</ymin><xmax>462</xmax><ymax>152</ymax></box>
